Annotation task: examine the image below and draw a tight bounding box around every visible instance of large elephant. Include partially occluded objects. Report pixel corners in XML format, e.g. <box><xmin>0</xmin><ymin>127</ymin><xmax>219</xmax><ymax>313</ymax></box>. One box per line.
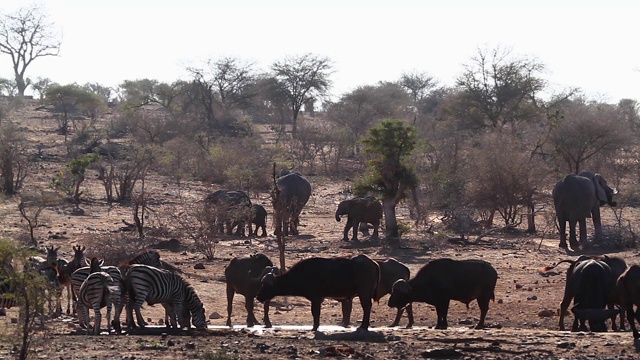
<box><xmin>272</xmin><ymin>170</ymin><xmax>312</xmax><ymax>236</ymax></box>
<box><xmin>552</xmin><ymin>172</ymin><xmax>617</xmax><ymax>249</ymax></box>
<box><xmin>204</xmin><ymin>189</ymin><xmax>253</xmax><ymax>236</ymax></box>
<box><xmin>335</xmin><ymin>197</ymin><xmax>383</xmax><ymax>242</ymax></box>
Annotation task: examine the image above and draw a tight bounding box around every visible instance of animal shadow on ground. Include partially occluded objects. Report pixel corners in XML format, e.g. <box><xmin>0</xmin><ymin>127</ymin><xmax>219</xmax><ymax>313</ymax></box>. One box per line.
<box><xmin>313</xmin><ymin>329</ymin><xmax>386</xmax><ymax>343</ymax></box>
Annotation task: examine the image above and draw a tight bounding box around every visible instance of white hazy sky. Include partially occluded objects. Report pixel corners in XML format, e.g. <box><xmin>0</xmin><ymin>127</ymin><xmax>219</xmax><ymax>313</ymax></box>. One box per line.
<box><xmin>0</xmin><ymin>0</ymin><xmax>638</xmax><ymax>103</ymax></box>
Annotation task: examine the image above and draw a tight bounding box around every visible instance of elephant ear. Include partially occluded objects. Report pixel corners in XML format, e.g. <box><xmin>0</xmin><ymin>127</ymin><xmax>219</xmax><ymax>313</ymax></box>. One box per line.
<box><xmin>593</xmin><ymin>173</ymin><xmax>608</xmax><ymax>203</ymax></box>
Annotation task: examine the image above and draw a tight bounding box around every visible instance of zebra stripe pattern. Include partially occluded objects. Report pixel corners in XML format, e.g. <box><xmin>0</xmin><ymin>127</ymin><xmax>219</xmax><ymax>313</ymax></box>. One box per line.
<box><xmin>71</xmin><ymin>266</ymin><xmax>123</xmax><ymax>330</ymax></box>
<box><xmin>124</xmin><ymin>264</ymin><xmax>206</xmax><ymax>330</ymax></box>
<box><xmin>0</xmin><ymin>281</ymin><xmax>17</xmax><ymax>309</ymax></box>
<box><xmin>79</xmin><ymin>271</ymin><xmax>119</xmax><ymax>335</ymax></box>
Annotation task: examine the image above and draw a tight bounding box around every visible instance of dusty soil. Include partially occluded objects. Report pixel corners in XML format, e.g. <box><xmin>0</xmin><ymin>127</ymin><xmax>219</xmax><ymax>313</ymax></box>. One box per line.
<box><xmin>1</xmin><ymin>100</ymin><xmax>640</xmax><ymax>359</ymax></box>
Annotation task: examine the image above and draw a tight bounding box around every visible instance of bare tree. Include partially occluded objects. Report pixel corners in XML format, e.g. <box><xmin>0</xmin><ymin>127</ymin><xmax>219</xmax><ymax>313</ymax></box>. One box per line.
<box><xmin>0</xmin><ymin>5</ymin><xmax>61</xmax><ymax>96</ymax></box>
<box><xmin>455</xmin><ymin>46</ymin><xmax>545</xmax><ymax>130</ymax></box>
<box><xmin>400</xmin><ymin>71</ymin><xmax>438</xmax><ymax>124</ymax></box>
<box><xmin>271</xmin><ymin>53</ymin><xmax>333</xmax><ymax>135</ymax></box>
<box><xmin>550</xmin><ymin>99</ymin><xmax>632</xmax><ymax>174</ymax></box>
<box><xmin>0</xmin><ymin>122</ymin><xmax>28</xmax><ymax>194</ymax></box>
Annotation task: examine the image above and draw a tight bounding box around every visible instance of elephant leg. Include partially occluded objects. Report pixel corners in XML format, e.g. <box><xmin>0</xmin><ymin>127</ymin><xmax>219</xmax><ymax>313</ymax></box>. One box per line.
<box><xmin>558</xmin><ymin>217</ymin><xmax>568</xmax><ymax>249</ymax></box>
<box><xmin>351</xmin><ymin>221</ymin><xmax>360</xmax><ymax>242</ymax></box>
<box><xmin>372</xmin><ymin>222</ymin><xmax>380</xmax><ymax>240</ymax></box>
<box><xmin>592</xmin><ymin>207</ymin><xmax>603</xmax><ymax>240</ymax></box>
<box><xmin>568</xmin><ymin>219</ymin><xmax>580</xmax><ymax>249</ymax></box>
<box><xmin>342</xmin><ymin>218</ymin><xmax>353</xmax><ymax>241</ymax></box>
<box><xmin>578</xmin><ymin>218</ymin><xmax>587</xmax><ymax>246</ymax></box>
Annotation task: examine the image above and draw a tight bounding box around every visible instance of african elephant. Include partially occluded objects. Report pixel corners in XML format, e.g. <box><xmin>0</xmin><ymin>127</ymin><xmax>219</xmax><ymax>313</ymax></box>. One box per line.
<box><xmin>552</xmin><ymin>172</ymin><xmax>617</xmax><ymax>249</ymax></box>
<box><xmin>272</xmin><ymin>170</ymin><xmax>312</xmax><ymax>236</ymax></box>
<box><xmin>204</xmin><ymin>189</ymin><xmax>253</xmax><ymax>236</ymax></box>
<box><xmin>335</xmin><ymin>197</ymin><xmax>383</xmax><ymax>242</ymax></box>
<box><xmin>249</xmin><ymin>204</ymin><xmax>268</xmax><ymax>237</ymax></box>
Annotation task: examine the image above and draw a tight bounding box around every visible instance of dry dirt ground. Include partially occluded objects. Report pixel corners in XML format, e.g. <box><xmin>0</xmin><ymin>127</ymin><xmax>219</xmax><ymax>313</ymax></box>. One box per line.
<box><xmin>1</xmin><ymin>101</ymin><xmax>640</xmax><ymax>359</ymax></box>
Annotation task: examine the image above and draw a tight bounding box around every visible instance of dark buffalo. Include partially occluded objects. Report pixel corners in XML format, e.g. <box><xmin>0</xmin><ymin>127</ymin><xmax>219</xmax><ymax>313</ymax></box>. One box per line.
<box><xmin>388</xmin><ymin>258</ymin><xmax>497</xmax><ymax>329</ymax></box>
<box><xmin>225</xmin><ymin>253</ymin><xmax>277</xmax><ymax>327</ymax></box>
<box><xmin>272</xmin><ymin>170</ymin><xmax>312</xmax><ymax>237</ymax></box>
<box><xmin>617</xmin><ymin>265</ymin><xmax>640</xmax><ymax>338</ymax></box>
<box><xmin>341</xmin><ymin>258</ymin><xmax>413</xmax><ymax>328</ymax></box>
<box><xmin>542</xmin><ymin>254</ymin><xmax>627</xmax><ymax>331</ymax></box>
<box><xmin>569</xmin><ymin>259</ymin><xmax>617</xmax><ymax>332</ymax></box>
<box><xmin>205</xmin><ymin>189</ymin><xmax>252</xmax><ymax>236</ymax></box>
<box><xmin>256</xmin><ymin>254</ymin><xmax>380</xmax><ymax>331</ymax></box>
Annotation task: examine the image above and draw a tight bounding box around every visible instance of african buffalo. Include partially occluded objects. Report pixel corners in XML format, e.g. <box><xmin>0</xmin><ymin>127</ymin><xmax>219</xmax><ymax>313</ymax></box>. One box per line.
<box><xmin>256</xmin><ymin>254</ymin><xmax>380</xmax><ymax>331</ymax></box>
<box><xmin>542</xmin><ymin>254</ymin><xmax>627</xmax><ymax>331</ymax></box>
<box><xmin>388</xmin><ymin>258</ymin><xmax>497</xmax><ymax>329</ymax></box>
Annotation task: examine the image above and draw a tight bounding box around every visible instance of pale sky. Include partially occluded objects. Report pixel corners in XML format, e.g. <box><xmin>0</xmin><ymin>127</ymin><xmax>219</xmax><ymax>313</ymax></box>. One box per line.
<box><xmin>0</xmin><ymin>0</ymin><xmax>638</xmax><ymax>103</ymax></box>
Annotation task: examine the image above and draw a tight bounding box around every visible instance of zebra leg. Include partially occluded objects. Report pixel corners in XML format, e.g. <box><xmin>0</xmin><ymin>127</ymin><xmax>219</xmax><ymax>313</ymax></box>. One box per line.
<box><xmin>83</xmin><ymin>304</ymin><xmax>91</xmax><ymax>333</ymax></box>
<box><xmin>77</xmin><ymin>302</ymin><xmax>86</xmax><ymax>328</ymax></box>
<box><xmin>66</xmin><ymin>285</ymin><xmax>72</xmax><ymax>315</ymax></box>
<box><xmin>93</xmin><ymin>306</ymin><xmax>102</xmax><ymax>335</ymax></box>
<box><xmin>112</xmin><ymin>298</ymin><xmax>123</xmax><ymax>334</ymax></box>
<box><xmin>106</xmin><ymin>302</ymin><xmax>113</xmax><ymax>334</ymax></box>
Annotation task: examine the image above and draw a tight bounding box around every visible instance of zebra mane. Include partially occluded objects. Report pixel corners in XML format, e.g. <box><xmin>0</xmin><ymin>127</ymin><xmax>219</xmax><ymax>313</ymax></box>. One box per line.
<box><xmin>128</xmin><ymin>250</ymin><xmax>161</xmax><ymax>264</ymax></box>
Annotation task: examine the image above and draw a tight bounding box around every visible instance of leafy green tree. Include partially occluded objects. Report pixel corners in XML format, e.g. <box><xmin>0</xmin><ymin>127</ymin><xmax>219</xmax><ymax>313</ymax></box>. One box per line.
<box><xmin>45</xmin><ymin>84</ymin><xmax>106</xmax><ymax>139</ymax></box>
<box><xmin>0</xmin><ymin>5</ymin><xmax>61</xmax><ymax>96</ymax></box>
<box><xmin>50</xmin><ymin>154</ymin><xmax>100</xmax><ymax>206</ymax></box>
<box><xmin>0</xmin><ymin>238</ymin><xmax>56</xmax><ymax>360</ymax></box>
<box><xmin>271</xmin><ymin>53</ymin><xmax>333</xmax><ymax>135</ymax></box>
<box><xmin>355</xmin><ymin>119</ymin><xmax>419</xmax><ymax>240</ymax></box>
<box><xmin>31</xmin><ymin>77</ymin><xmax>53</xmax><ymax>100</ymax></box>
<box><xmin>326</xmin><ymin>82</ymin><xmax>411</xmax><ymax>156</ymax></box>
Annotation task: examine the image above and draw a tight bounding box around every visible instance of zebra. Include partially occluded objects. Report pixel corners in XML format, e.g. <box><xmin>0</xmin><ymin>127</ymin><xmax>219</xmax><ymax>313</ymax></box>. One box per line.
<box><xmin>71</xmin><ymin>250</ymin><xmax>174</xmax><ymax>332</ymax></box>
<box><xmin>72</xmin><ymin>258</ymin><xmax>124</xmax><ymax>332</ymax></box>
<box><xmin>0</xmin><ymin>280</ymin><xmax>18</xmax><ymax>310</ymax></box>
<box><xmin>79</xmin><ymin>268</ymin><xmax>119</xmax><ymax>335</ymax></box>
<box><xmin>56</xmin><ymin>245</ymin><xmax>86</xmax><ymax>315</ymax></box>
<box><xmin>124</xmin><ymin>264</ymin><xmax>207</xmax><ymax>330</ymax></box>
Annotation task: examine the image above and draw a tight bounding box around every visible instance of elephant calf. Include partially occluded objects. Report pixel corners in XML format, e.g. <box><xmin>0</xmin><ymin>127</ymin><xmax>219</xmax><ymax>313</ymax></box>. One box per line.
<box><xmin>335</xmin><ymin>197</ymin><xmax>382</xmax><ymax>242</ymax></box>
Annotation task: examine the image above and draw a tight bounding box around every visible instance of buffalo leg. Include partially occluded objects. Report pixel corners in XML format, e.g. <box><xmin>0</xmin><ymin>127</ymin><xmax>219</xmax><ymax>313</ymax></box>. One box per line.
<box><xmin>311</xmin><ymin>299</ymin><xmax>322</xmax><ymax>331</ymax></box>
<box><xmin>476</xmin><ymin>296</ymin><xmax>491</xmax><ymax>329</ymax></box>
<box><xmin>263</xmin><ymin>300</ymin><xmax>272</xmax><ymax>328</ymax></box>
<box><xmin>390</xmin><ymin>308</ymin><xmax>403</xmax><ymax>327</ymax></box>
<box><xmin>406</xmin><ymin>304</ymin><xmax>414</xmax><ymax>328</ymax></box>
<box><xmin>359</xmin><ymin>296</ymin><xmax>372</xmax><ymax>330</ymax></box>
<box><xmin>340</xmin><ymin>299</ymin><xmax>352</xmax><ymax>327</ymax></box>
<box><xmin>226</xmin><ymin>284</ymin><xmax>234</xmax><ymax>327</ymax></box>
<box><xmin>245</xmin><ymin>295</ymin><xmax>259</xmax><ymax>327</ymax></box>
<box><xmin>628</xmin><ymin>305</ymin><xmax>640</xmax><ymax>339</ymax></box>
<box><xmin>434</xmin><ymin>301</ymin><xmax>450</xmax><ymax>329</ymax></box>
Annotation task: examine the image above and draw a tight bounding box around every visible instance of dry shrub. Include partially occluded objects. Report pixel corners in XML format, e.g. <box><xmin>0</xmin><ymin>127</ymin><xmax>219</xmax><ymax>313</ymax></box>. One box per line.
<box><xmin>83</xmin><ymin>233</ymin><xmax>154</xmax><ymax>265</ymax></box>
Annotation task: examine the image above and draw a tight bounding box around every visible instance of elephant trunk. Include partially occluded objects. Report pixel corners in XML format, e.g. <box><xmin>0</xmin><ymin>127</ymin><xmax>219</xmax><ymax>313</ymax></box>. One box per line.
<box><xmin>335</xmin><ymin>212</ymin><xmax>342</xmax><ymax>222</ymax></box>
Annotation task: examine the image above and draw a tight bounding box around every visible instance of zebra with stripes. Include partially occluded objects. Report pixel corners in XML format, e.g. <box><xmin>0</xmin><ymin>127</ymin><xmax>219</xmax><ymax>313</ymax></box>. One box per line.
<box><xmin>0</xmin><ymin>280</ymin><xmax>17</xmax><ymax>310</ymax></box>
<box><xmin>78</xmin><ymin>259</ymin><xmax>120</xmax><ymax>335</ymax></box>
<box><xmin>71</xmin><ymin>250</ymin><xmax>173</xmax><ymax>332</ymax></box>
<box><xmin>124</xmin><ymin>264</ymin><xmax>206</xmax><ymax>330</ymax></box>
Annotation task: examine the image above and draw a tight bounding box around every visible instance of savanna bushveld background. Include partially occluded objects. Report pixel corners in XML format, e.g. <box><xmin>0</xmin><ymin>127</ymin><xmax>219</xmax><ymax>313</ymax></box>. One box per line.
<box><xmin>1</xmin><ymin>5</ymin><xmax>640</xmax><ymax>360</ymax></box>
